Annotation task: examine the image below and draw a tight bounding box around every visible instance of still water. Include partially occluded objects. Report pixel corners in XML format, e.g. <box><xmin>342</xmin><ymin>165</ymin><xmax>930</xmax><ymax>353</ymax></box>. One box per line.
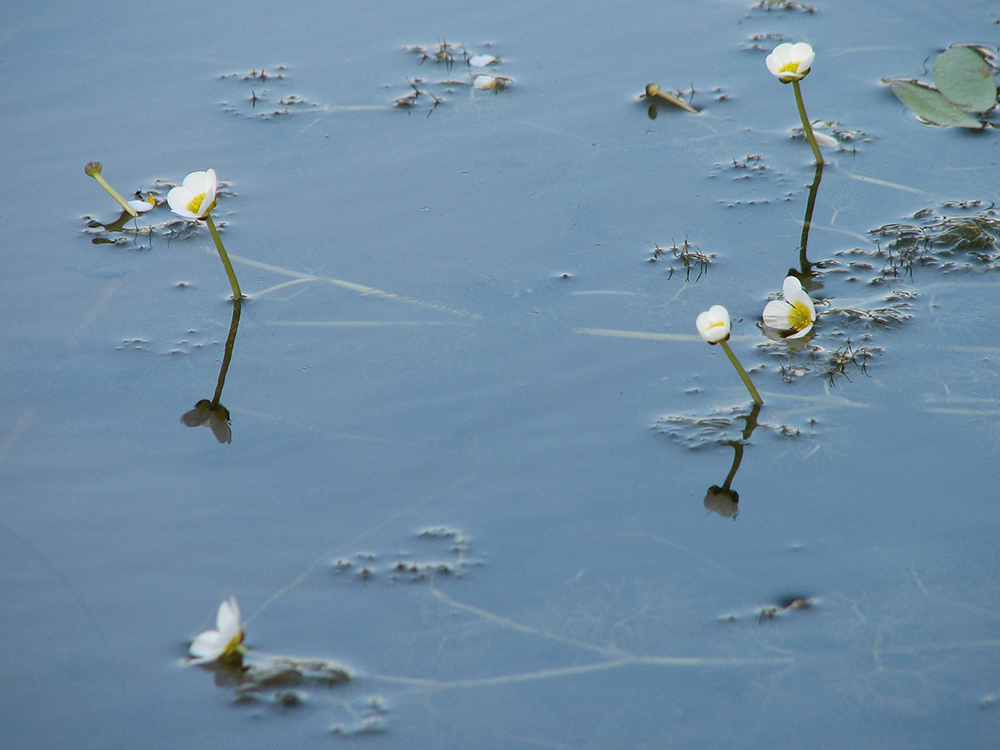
<box><xmin>3</xmin><ymin>0</ymin><xmax>999</xmax><ymax>747</ymax></box>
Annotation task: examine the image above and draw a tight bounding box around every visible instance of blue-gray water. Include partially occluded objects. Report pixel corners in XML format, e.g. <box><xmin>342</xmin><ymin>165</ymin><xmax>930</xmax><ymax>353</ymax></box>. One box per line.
<box><xmin>3</xmin><ymin>1</ymin><xmax>999</xmax><ymax>747</ymax></box>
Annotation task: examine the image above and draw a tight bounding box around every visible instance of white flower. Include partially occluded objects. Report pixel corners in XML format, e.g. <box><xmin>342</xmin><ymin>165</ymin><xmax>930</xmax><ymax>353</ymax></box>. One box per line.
<box><xmin>167</xmin><ymin>169</ymin><xmax>218</xmax><ymax>220</ymax></box>
<box><xmin>473</xmin><ymin>74</ymin><xmax>499</xmax><ymax>90</ymax></box>
<box><xmin>766</xmin><ymin>42</ymin><xmax>815</xmax><ymax>83</ymax></box>
<box><xmin>762</xmin><ymin>276</ymin><xmax>817</xmax><ymax>338</ymax></box>
<box><xmin>468</xmin><ymin>54</ymin><xmax>497</xmax><ymax>68</ymax></box>
<box><xmin>189</xmin><ymin>596</ymin><xmax>244</xmax><ymax>664</ymax></box>
<box><xmin>696</xmin><ymin>305</ymin><xmax>731</xmax><ymax>344</ymax></box>
<box><xmin>127</xmin><ymin>194</ymin><xmax>157</xmax><ymax>213</ymax></box>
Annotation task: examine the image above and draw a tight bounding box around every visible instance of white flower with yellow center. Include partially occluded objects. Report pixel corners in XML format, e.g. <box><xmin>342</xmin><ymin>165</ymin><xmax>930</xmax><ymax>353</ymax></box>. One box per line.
<box><xmin>167</xmin><ymin>169</ymin><xmax>218</xmax><ymax>220</ymax></box>
<box><xmin>127</xmin><ymin>194</ymin><xmax>157</xmax><ymax>214</ymax></box>
<box><xmin>189</xmin><ymin>596</ymin><xmax>244</xmax><ymax>664</ymax></box>
<box><xmin>696</xmin><ymin>305</ymin><xmax>732</xmax><ymax>344</ymax></box>
<box><xmin>765</xmin><ymin>42</ymin><xmax>815</xmax><ymax>83</ymax></box>
<box><xmin>762</xmin><ymin>276</ymin><xmax>817</xmax><ymax>338</ymax></box>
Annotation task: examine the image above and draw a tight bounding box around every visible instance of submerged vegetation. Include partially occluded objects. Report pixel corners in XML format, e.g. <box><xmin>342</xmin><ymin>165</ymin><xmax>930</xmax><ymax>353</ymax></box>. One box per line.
<box><xmin>69</xmin><ymin>6</ymin><xmax>1000</xmax><ymax>743</ymax></box>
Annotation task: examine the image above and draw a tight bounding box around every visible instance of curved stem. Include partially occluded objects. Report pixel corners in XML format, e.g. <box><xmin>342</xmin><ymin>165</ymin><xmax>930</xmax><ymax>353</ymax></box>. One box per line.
<box><xmin>792</xmin><ymin>79</ymin><xmax>824</xmax><ymax>166</ymax></box>
<box><xmin>91</xmin><ymin>173</ymin><xmax>138</xmax><ymax>217</ymax></box>
<box><xmin>719</xmin><ymin>340</ymin><xmax>763</xmax><ymax>406</ymax></box>
<box><xmin>205</xmin><ymin>213</ymin><xmax>244</xmax><ymax>300</ymax></box>
<box><xmin>212</xmin><ymin>298</ymin><xmax>242</xmax><ymax>405</ymax></box>
<box><xmin>721</xmin><ymin>442</ymin><xmax>744</xmax><ymax>491</ymax></box>
<box><xmin>798</xmin><ymin>159</ymin><xmax>824</xmax><ymax>275</ymax></box>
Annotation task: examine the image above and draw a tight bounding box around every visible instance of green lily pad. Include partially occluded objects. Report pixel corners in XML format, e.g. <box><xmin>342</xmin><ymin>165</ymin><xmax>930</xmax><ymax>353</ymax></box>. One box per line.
<box><xmin>884</xmin><ymin>78</ymin><xmax>985</xmax><ymax>129</ymax></box>
<box><xmin>932</xmin><ymin>45</ymin><xmax>998</xmax><ymax>113</ymax></box>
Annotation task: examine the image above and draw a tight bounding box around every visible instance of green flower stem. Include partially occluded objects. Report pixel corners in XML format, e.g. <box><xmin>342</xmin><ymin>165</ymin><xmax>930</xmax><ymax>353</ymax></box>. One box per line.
<box><xmin>205</xmin><ymin>213</ymin><xmax>244</xmax><ymax>300</ymax></box>
<box><xmin>792</xmin><ymin>79</ymin><xmax>824</xmax><ymax>166</ymax></box>
<box><xmin>89</xmin><ymin>171</ymin><xmax>138</xmax><ymax>217</ymax></box>
<box><xmin>719</xmin><ymin>339</ymin><xmax>763</xmax><ymax>406</ymax></box>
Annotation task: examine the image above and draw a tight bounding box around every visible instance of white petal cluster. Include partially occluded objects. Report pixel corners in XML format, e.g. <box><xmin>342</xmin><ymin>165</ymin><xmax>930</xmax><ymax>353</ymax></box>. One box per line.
<box><xmin>127</xmin><ymin>195</ymin><xmax>157</xmax><ymax>213</ymax></box>
<box><xmin>167</xmin><ymin>169</ymin><xmax>218</xmax><ymax>220</ymax></box>
<box><xmin>762</xmin><ymin>276</ymin><xmax>817</xmax><ymax>338</ymax></box>
<box><xmin>189</xmin><ymin>596</ymin><xmax>244</xmax><ymax>664</ymax></box>
<box><xmin>766</xmin><ymin>42</ymin><xmax>815</xmax><ymax>83</ymax></box>
<box><xmin>696</xmin><ymin>305</ymin><xmax>732</xmax><ymax>344</ymax></box>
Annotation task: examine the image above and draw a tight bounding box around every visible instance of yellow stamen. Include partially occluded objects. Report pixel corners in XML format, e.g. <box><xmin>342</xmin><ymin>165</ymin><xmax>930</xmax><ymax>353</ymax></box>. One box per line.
<box><xmin>221</xmin><ymin>630</ymin><xmax>245</xmax><ymax>659</ymax></box>
<box><xmin>788</xmin><ymin>300</ymin><xmax>813</xmax><ymax>331</ymax></box>
<box><xmin>187</xmin><ymin>192</ymin><xmax>206</xmax><ymax>216</ymax></box>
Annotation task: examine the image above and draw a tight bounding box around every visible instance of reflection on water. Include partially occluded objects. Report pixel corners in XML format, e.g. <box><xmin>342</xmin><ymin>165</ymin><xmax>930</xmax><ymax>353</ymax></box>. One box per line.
<box><xmin>703</xmin><ymin>401</ymin><xmax>762</xmax><ymax>519</ymax></box>
<box><xmin>6</xmin><ymin>0</ymin><xmax>1000</xmax><ymax>747</ymax></box>
<box><xmin>179</xmin><ymin>299</ymin><xmax>241</xmax><ymax>444</ymax></box>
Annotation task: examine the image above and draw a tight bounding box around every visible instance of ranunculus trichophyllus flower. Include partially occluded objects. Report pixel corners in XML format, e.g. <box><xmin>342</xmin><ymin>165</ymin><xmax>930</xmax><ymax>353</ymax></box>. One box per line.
<box><xmin>766</xmin><ymin>42</ymin><xmax>815</xmax><ymax>83</ymax></box>
<box><xmin>189</xmin><ymin>596</ymin><xmax>244</xmax><ymax>664</ymax></box>
<box><xmin>696</xmin><ymin>305</ymin><xmax>732</xmax><ymax>344</ymax></box>
<box><xmin>168</xmin><ymin>169</ymin><xmax>218</xmax><ymax>220</ymax></box>
<box><xmin>762</xmin><ymin>276</ymin><xmax>817</xmax><ymax>338</ymax></box>
<box><xmin>127</xmin><ymin>194</ymin><xmax>157</xmax><ymax>213</ymax></box>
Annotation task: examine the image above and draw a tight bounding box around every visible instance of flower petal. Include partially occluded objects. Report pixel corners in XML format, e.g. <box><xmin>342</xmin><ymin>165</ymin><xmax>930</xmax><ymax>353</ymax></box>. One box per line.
<box><xmin>696</xmin><ymin>304</ymin><xmax>731</xmax><ymax>344</ymax></box>
<box><xmin>789</xmin><ymin>43</ymin><xmax>815</xmax><ymax>74</ymax></box>
<box><xmin>127</xmin><ymin>198</ymin><xmax>155</xmax><ymax>213</ymax></box>
<box><xmin>217</xmin><ymin>596</ymin><xmax>240</xmax><ymax>637</ymax></box>
<box><xmin>198</xmin><ymin>169</ymin><xmax>218</xmax><ymax>218</ymax></box>
<box><xmin>189</xmin><ymin>629</ymin><xmax>225</xmax><ymax>661</ymax></box>
<box><xmin>762</xmin><ymin>299</ymin><xmax>792</xmax><ymax>331</ymax></box>
<box><xmin>167</xmin><ymin>186</ymin><xmax>198</xmax><ymax>219</ymax></box>
<box><xmin>781</xmin><ymin>276</ymin><xmax>816</xmax><ymax>320</ymax></box>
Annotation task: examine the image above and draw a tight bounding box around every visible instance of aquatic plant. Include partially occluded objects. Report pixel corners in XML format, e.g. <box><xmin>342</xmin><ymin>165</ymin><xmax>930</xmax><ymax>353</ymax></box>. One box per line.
<box><xmin>761</xmin><ymin>275</ymin><xmax>817</xmax><ymax>339</ymax></box>
<box><xmin>766</xmin><ymin>42</ymin><xmax>825</xmax><ymax>164</ymax></box>
<box><xmin>84</xmin><ymin>161</ymin><xmax>139</xmax><ymax>218</ymax></box>
<box><xmin>883</xmin><ymin>44</ymin><xmax>997</xmax><ymax>129</ymax></box>
<box><xmin>696</xmin><ymin>305</ymin><xmax>763</xmax><ymax>405</ymax></box>
<box><xmin>168</xmin><ymin>169</ymin><xmax>243</xmax><ymax>299</ymax></box>
<box><xmin>190</xmin><ymin>596</ymin><xmax>245</xmax><ymax>665</ymax></box>
<box><xmin>180</xmin><ymin>298</ymin><xmax>241</xmax><ymax>444</ymax></box>
<box><xmin>641</xmin><ymin>83</ymin><xmax>699</xmax><ymax>114</ymax></box>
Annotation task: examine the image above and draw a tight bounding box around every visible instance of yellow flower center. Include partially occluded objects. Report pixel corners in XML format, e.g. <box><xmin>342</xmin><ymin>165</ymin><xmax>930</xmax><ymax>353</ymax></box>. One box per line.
<box><xmin>778</xmin><ymin>61</ymin><xmax>801</xmax><ymax>76</ymax></box>
<box><xmin>788</xmin><ymin>300</ymin><xmax>813</xmax><ymax>331</ymax></box>
<box><xmin>221</xmin><ymin>630</ymin><xmax>245</xmax><ymax>659</ymax></box>
<box><xmin>186</xmin><ymin>192</ymin><xmax>206</xmax><ymax>216</ymax></box>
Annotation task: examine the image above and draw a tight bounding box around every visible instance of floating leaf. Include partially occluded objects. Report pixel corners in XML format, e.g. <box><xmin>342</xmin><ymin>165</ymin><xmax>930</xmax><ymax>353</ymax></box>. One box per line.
<box><xmin>883</xmin><ymin>78</ymin><xmax>984</xmax><ymax>129</ymax></box>
<box><xmin>932</xmin><ymin>45</ymin><xmax>998</xmax><ymax>113</ymax></box>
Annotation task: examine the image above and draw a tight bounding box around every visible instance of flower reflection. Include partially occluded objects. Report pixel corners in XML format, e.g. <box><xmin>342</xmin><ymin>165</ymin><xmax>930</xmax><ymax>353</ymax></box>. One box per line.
<box><xmin>703</xmin><ymin>401</ymin><xmax>762</xmax><ymax>520</ymax></box>
<box><xmin>792</xmin><ymin>160</ymin><xmax>823</xmax><ymax>286</ymax></box>
<box><xmin>181</xmin><ymin>297</ymin><xmax>241</xmax><ymax>444</ymax></box>
<box><xmin>181</xmin><ymin>400</ymin><xmax>233</xmax><ymax>444</ymax></box>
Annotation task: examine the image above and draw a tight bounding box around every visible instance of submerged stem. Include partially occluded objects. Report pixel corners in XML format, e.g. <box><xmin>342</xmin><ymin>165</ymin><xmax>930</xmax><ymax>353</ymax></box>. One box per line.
<box><xmin>792</xmin><ymin>79</ymin><xmax>824</xmax><ymax>166</ymax></box>
<box><xmin>719</xmin><ymin>340</ymin><xmax>763</xmax><ymax>406</ymax></box>
<box><xmin>205</xmin><ymin>213</ymin><xmax>244</xmax><ymax>300</ymax></box>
